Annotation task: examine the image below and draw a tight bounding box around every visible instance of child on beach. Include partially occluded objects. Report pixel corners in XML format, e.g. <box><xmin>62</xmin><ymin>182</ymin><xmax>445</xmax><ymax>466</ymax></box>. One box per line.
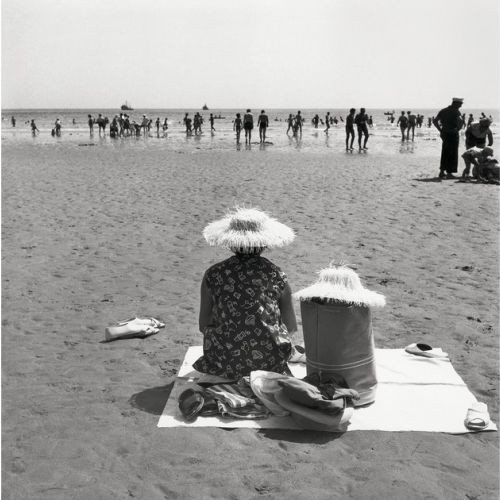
<box><xmin>461</xmin><ymin>146</ymin><xmax>499</xmax><ymax>183</ymax></box>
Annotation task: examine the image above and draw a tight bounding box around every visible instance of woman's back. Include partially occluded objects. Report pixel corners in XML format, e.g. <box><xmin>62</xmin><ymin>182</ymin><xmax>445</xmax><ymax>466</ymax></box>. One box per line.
<box><xmin>194</xmin><ymin>254</ymin><xmax>292</xmax><ymax>378</ymax></box>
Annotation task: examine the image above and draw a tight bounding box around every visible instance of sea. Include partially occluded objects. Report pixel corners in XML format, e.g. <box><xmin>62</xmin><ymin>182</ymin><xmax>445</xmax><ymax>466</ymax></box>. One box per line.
<box><xmin>1</xmin><ymin>108</ymin><xmax>498</xmax><ymax>155</ymax></box>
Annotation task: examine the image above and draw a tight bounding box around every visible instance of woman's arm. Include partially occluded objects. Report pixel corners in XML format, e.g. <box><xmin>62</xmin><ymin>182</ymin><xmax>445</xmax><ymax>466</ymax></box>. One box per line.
<box><xmin>278</xmin><ymin>282</ymin><xmax>297</xmax><ymax>334</ymax></box>
<box><xmin>199</xmin><ymin>276</ymin><xmax>214</xmax><ymax>333</ymax></box>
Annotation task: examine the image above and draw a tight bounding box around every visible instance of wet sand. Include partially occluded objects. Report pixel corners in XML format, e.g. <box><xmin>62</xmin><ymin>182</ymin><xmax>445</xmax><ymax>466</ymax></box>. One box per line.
<box><xmin>2</xmin><ymin>136</ymin><xmax>498</xmax><ymax>499</ymax></box>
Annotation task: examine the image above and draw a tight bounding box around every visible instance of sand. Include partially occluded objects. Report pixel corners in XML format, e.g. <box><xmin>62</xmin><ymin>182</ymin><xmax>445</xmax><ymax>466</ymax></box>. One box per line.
<box><xmin>2</xmin><ymin>134</ymin><xmax>499</xmax><ymax>499</ymax></box>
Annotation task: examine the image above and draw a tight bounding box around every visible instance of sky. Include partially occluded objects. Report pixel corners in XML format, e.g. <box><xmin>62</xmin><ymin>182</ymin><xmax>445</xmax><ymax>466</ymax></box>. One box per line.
<box><xmin>1</xmin><ymin>0</ymin><xmax>499</xmax><ymax>109</ymax></box>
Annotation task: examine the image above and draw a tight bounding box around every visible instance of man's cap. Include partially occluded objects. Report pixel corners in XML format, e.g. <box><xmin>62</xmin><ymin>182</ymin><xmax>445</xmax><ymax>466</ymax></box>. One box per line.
<box><xmin>452</xmin><ymin>97</ymin><xmax>464</xmax><ymax>103</ymax></box>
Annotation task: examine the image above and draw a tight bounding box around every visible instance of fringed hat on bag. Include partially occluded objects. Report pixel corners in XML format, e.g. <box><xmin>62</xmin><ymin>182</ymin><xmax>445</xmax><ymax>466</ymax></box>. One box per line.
<box><xmin>293</xmin><ymin>264</ymin><xmax>386</xmax><ymax>308</ymax></box>
<box><xmin>203</xmin><ymin>207</ymin><xmax>295</xmax><ymax>250</ymax></box>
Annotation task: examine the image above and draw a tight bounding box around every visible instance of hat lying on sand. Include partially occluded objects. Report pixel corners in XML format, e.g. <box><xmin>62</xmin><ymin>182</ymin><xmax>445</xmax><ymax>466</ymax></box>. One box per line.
<box><xmin>203</xmin><ymin>207</ymin><xmax>295</xmax><ymax>249</ymax></box>
<box><xmin>274</xmin><ymin>389</ymin><xmax>354</xmax><ymax>432</ymax></box>
<box><xmin>293</xmin><ymin>265</ymin><xmax>386</xmax><ymax>308</ymax></box>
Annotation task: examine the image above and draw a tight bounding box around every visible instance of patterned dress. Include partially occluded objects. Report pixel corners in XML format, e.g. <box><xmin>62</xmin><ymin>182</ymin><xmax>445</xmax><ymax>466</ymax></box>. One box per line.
<box><xmin>193</xmin><ymin>254</ymin><xmax>292</xmax><ymax>378</ymax></box>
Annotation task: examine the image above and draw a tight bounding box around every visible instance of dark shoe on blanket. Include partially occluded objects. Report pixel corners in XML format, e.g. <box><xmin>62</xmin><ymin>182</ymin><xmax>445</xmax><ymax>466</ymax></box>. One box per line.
<box><xmin>178</xmin><ymin>388</ymin><xmax>205</xmax><ymax>422</ymax></box>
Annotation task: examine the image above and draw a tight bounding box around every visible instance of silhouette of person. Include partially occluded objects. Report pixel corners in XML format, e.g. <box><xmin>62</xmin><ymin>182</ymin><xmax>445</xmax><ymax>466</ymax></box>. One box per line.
<box><xmin>345</xmin><ymin>108</ymin><xmax>356</xmax><ymax>151</ymax></box>
<box><xmin>397</xmin><ymin>111</ymin><xmax>408</xmax><ymax>141</ymax></box>
<box><xmin>234</xmin><ymin>113</ymin><xmax>242</xmax><ymax>143</ymax></box>
<box><xmin>433</xmin><ymin>97</ymin><xmax>464</xmax><ymax>179</ymax></box>
<box><xmin>407</xmin><ymin>111</ymin><xmax>417</xmax><ymax>141</ymax></box>
<box><xmin>257</xmin><ymin>110</ymin><xmax>269</xmax><ymax>143</ymax></box>
<box><xmin>354</xmin><ymin>108</ymin><xmax>369</xmax><ymax>150</ymax></box>
<box><xmin>30</xmin><ymin>119</ymin><xmax>39</xmax><ymax>136</ymax></box>
<box><xmin>243</xmin><ymin>109</ymin><xmax>254</xmax><ymax>143</ymax></box>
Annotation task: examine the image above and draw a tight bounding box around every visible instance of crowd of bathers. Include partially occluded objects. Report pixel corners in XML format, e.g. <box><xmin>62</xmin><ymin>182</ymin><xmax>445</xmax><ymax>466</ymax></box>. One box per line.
<box><xmin>9</xmin><ymin>109</ymin><xmax>495</xmax><ymax>150</ymax></box>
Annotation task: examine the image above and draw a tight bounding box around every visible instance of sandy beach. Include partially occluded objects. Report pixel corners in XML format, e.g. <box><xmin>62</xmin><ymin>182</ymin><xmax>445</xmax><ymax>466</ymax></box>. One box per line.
<box><xmin>2</xmin><ymin>129</ymin><xmax>499</xmax><ymax>499</ymax></box>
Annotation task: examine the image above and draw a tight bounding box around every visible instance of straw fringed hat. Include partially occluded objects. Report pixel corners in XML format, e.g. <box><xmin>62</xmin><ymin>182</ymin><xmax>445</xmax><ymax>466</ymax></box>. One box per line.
<box><xmin>294</xmin><ymin>265</ymin><xmax>386</xmax><ymax>308</ymax></box>
<box><xmin>203</xmin><ymin>207</ymin><xmax>295</xmax><ymax>249</ymax></box>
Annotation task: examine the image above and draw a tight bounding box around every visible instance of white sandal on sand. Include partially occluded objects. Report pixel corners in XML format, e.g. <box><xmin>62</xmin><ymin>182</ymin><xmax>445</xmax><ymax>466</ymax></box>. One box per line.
<box><xmin>465</xmin><ymin>402</ymin><xmax>490</xmax><ymax>431</ymax></box>
<box><xmin>404</xmin><ymin>343</ymin><xmax>449</xmax><ymax>359</ymax></box>
<box><xmin>115</xmin><ymin>317</ymin><xmax>165</xmax><ymax>328</ymax></box>
<box><xmin>104</xmin><ymin>317</ymin><xmax>164</xmax><ymax>342</ymax></box>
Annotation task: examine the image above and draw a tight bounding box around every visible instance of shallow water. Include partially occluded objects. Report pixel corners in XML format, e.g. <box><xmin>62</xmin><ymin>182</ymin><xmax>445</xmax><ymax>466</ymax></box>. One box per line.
<box><xmin>2</xmin><ymin>108</ymin><xmax>498</xmax><ymax>156</ymax></box>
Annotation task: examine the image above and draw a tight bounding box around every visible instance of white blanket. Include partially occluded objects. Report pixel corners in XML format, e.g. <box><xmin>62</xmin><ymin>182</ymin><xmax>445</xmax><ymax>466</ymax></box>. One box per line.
<box><xmin>157</xmin><ymin>346</ymin><xmax>497</xmax><ymax>433</ymax></box>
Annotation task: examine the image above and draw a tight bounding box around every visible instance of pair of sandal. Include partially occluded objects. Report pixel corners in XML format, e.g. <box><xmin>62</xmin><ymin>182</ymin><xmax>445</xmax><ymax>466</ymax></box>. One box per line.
<box><xmin>178</xmin><ymin>387</ymin><xmax>218</xmax><ymax>421</ymax></box>
<box><xmin>104</xmin><ymin>317</ymin><xmax>165</xmax><ymax>342</ymax></box>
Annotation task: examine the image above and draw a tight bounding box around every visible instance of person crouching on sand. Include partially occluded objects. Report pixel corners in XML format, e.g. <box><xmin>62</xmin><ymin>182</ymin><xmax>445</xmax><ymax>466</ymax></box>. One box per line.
<box><xmin>461</xmin><ymin>146</ymin><xmax>499</xmax><ymax>183</ymax></box>
<box><xmin>193</xmin><ymin>207</ymin><xmax>298</xmax><ymax>379</ymax></box>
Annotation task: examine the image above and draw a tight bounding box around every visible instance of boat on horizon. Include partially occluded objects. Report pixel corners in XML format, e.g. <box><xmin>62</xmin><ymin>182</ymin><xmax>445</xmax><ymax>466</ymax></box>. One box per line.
<box><xmin>121</xmin><ymin>101</ymin><xmax>133</xmax><ymax>111</ymax></box>
<box><xmin>202</xmin><ymin>103</ymin><xmax>209</xmax><ymax>110</ymax></box>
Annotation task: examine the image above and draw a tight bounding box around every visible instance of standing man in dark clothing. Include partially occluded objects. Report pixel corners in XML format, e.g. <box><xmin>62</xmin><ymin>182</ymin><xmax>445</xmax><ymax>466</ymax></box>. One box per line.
<box><xmin>433</xmin><ymin>97</ymin><xmax>464</xmax><ymax>179</ymax></box>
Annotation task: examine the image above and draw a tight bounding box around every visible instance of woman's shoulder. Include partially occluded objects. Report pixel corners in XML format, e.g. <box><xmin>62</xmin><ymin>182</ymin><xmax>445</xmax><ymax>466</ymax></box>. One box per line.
<box><xmin>258</xmin><ymin>257</ymin><xmax>287</xmax><ymax>277</ymax></box>
<box><xmin>205</xmin><ymin>256</ymin><xmax>237</xmax><ymax>274</ymax></box>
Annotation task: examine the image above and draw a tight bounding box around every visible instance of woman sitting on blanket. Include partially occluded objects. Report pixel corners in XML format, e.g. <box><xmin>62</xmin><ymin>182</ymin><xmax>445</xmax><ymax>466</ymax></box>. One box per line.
<box><xmin>193</xmin><ymin>207</ymin><xmax>298</xmax><ymax>379</ymax></box>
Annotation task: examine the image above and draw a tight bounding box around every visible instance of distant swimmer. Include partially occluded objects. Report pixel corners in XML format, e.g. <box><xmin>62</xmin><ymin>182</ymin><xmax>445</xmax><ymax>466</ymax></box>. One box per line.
<box><xmin>324</xmin><ymin>112</ymin><xmax>330</xmax><ymax>134</ymax></box>
<box><xmin>155</xmin><ymin>117</ymin><xmax>161</xmax><ymax>135</ymax></box>
<box><xmin>286</xmin><ymin>114</ymin><xmax>294</xmax><ymax>134</ymax></box>
<box><xmin>141</xmin><ymin>115</ymin><xmax>150</xmax><ymax>136</ymax></box>
<box><xmin>234</xmin><ymin>112</ymin><xmax>242</xmax><ymax>143</ymax></box>
<box><xmin>467</xmin><ymin>114</ymin><xmax>474</xmax><ymax>127</ymax></box>
<box><xmin>110</xmin><ymin>116</ymin><xmax>119</xmax><ymax>138</ymax></box>
<box><xmin>11</xmin><ymin>116</ymin><xmax>16</xmax><ymax>127</ymax></box>
<box><xmin>193</xmin><ymin>112</ymin><xmax>203</xmax><ymax>135</ymax></box>
<box><xmin>368</xmin><ymin>115</ymin><xmax>373</xmax><ymax>128</ymax></box>
<box><xmin>345</xmin><ymin>108</ymin><xmax>356</xmax><ymax>151</ymax></box>
<box><xmin>354</xmin><ymin>108</ymin><xmax>370</xmax><ymax>150</ymax></box>
<box><xmin>257</xmin><ymin>110</ymin><xmax>269</xmax><ymax>143</ymax></box>
<box><xmin>96</xmin><ymin>114</ymin><xmax>105</xmax><ymax>135</ymax></box>
<box><xmin>312</xmin><ymin>114</ymin><xmax>320</xmax><ymax>128</ymax></box>
<box><xmin>123</xmin><ymin>115</ymin><xmax>131</xmax><ymax>136</ymax></box>
<box><xmin>209</xmin><ymin>113</ymin><xmax>216</xmax><ymax>132</ymax></box>
<box><xmin>54</xmin><ymin>118</ymin><xmax>62</xmax><ymax>137</ymax></box>
<box><xmin>396</xmin><ymin>111</ymin><xmax>408</xmax><ymax>141</ymax></box>
<box><xmin>407</xmin><ymin>111</ymin><xmax>417</xmax><ymax>141</ymax></box>
<box><xmin>243</xmin><ymin>109</ymin><xmax>254</xmax><ymax>144</ymax></box>
<box><xmin>88</xmin><ymin>114</ymin><xmax>94</xmax><ymax>135</ymax></box>
<box><xmin>185</xmin><ymin>115</ymin><xmax>193</xmax><ymax>135</ymax></box>
<box><xmin>30</xmin><ymin>119</ymin><xmax>39</xmax><ymax>136</ymax></box>
<box><xmin>294</xmin><ymin>110</ymin><xmax>303</xmax><ymax>135</ymax></box>
<box><xmin>333</xmin><ymin>116</ymin><xmax>339</xmax><ymax>125</ymax></box>
<box><xmin>339</xmin><ymin>115</ymin><xmax>344</xmax><ymax>122</ymax></box>
<box><xmin>163</xmin><ymin>118</ymin><xmax>169</xmax><ymax>133</ymax></box>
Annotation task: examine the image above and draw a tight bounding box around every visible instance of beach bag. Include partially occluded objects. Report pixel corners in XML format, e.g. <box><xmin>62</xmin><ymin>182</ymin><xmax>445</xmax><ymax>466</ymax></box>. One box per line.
<box><xmin>294</xmin><ymin>265</ymin><xmax>386</xmax><ymax>407</ymax></box>
<box><xmin>300</xmin><ymin>301</ymin><xmax>377</xmax><ymax>406</ymax></box>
